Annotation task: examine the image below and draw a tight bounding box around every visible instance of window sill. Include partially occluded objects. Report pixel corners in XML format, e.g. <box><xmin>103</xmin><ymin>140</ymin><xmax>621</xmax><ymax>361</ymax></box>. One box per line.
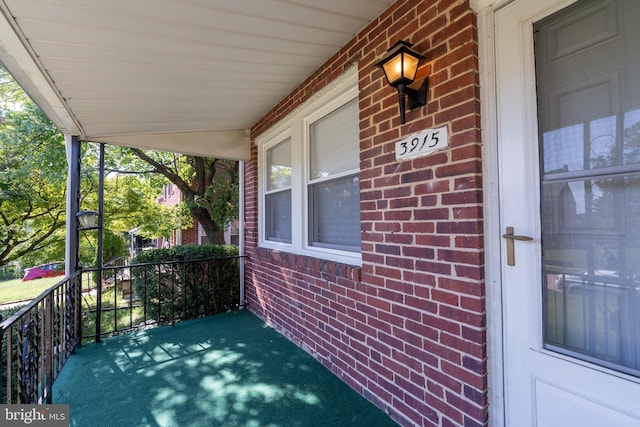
<box><xmin>253</xmin><ymin>246</ymin><xmax>362</xmax><ymax>281</ymax></box>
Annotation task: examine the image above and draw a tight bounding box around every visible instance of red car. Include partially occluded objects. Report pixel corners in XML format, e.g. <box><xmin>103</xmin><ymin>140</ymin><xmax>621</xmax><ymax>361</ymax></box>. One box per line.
<box><xmin>22</xmin><ymin>262</ymin><xmax>65</xmax><ymax>281</ymax></box>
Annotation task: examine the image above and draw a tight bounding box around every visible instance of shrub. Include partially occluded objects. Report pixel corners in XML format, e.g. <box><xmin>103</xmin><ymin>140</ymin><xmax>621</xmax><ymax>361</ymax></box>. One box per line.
<box><xmin>0</xmin><ymin>265</ymin><xmax>21</xmax><ymax>281</ymax></box>
<box><xmin>131</xmin><ymin>244</ymin><xmax>238</xmax><ymax>264</ymax></box>
<box><xmin>130</xmin><ymin>245</ymin><xmax>240</xmax><ymax>322</ymax></box>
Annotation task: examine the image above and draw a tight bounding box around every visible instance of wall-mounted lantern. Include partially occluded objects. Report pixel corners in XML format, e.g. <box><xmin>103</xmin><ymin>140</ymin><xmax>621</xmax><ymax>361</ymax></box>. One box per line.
<box><xmin>376</xmin><ymin>40</ymin><xmax>428</xmax><ymax>124</ymax></box>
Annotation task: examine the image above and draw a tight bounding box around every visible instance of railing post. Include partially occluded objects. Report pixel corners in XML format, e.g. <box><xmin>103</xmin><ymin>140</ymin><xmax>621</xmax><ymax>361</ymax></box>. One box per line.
<box><xmin>143</xmin><ymin>266</ymin><xmax>148</xmax><ymax>324</ymax></box>
<box><xmin>44</xmin><ymin>294</ymin><xmax>53</xmax><ymax>404</ymax></box>
<box><xmin>5</xmin><ymin>324</ymin><xmax>12</xmax><ymax>403</ymax></box>
<box><xmin>95</xmin><ymin>143</ymin><xmax>105</xmax><ymax>343</ymax></box>
<box><xmin>171</xmin><ymin>264</ymin><xmax>176</xmax><ymax>326</ymax></box>
<box><xmin>0</xmin><ymin>315</ymin><xmax>4</xmax><ymax>403</ymax></box>
<box><xmin>76</xmin><ymin>273</ymin><xmax>83</xmax><ymax>348</ymax></box>
<box><xmin>239</xmin><ymin>160</ymin><xmax>245</xmax><ymax>309</ymax></box>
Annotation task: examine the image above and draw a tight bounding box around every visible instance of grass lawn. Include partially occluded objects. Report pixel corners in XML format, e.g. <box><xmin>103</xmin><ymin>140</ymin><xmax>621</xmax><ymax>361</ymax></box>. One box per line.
<box><xmin>0</xmin><ymin>276</ymin><xmax>64</xmax><ymax>304</ymax></box>
<box><xmin>0</xmin><ymin>274</ymin><xmax>144</xmax><ymax>340</ymax></box>
<box><xmin>81</xmin><ymin>286</ymin><xmax>145</xmax><ymax>339</ymax></box>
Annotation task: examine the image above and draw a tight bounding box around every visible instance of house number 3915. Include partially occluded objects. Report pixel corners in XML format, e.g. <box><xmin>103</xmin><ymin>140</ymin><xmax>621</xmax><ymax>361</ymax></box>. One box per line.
<box><xmin>395</xmin><ymin>126</ymin><xmax>448</xmax><ymax>161</ymax></box>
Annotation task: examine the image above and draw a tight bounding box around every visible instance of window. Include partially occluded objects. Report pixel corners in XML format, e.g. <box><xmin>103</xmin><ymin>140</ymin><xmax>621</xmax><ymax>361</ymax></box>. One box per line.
<box><xmin>258</xmin><ymin>69</ymin><xmax>361</xmax><ymax>265</ymax></box>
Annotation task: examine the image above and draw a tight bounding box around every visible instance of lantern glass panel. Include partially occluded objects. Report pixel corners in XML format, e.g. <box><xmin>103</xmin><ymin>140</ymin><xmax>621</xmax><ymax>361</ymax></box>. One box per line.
<box><xmin>382</xmin><ymin>52</ymin><xmax>420</xmax><ymax>86</ymax></box>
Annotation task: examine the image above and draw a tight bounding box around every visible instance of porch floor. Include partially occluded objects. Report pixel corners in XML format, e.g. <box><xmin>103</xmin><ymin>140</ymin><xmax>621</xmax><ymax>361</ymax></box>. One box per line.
<box><xmin>54</xmin><ymin>310</ymin><xmax>397</xmax><ymax>427</ymax></box>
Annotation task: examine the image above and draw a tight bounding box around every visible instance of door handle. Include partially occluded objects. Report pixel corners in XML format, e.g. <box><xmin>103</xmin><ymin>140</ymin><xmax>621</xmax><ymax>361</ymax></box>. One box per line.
<box><xmin>502</xmin><ymin>226</ymin><xmax>533</xmax><ymax>266</ymax></box>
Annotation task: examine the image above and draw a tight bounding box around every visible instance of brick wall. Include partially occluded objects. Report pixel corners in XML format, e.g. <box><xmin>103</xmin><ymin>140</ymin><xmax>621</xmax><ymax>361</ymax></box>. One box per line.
<box><xmin>158</xmin><ymin>183</ymin><xmax>202</xmax><ymax>246</ymax></box>
<box><xmin>181</xmin><ymin>226</ymin><xmax>199</xmax><ymax>245</ymax></box>
<box><xmin>246</xmin><ymin>1</ymin><xmax>486</xmax><ymax>426</ymax></box>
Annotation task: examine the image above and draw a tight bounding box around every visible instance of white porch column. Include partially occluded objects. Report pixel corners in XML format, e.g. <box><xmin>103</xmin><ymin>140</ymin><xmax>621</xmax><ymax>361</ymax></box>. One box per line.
<box><xmin>239</xmin><ymin>160</ymin><xmax>245</xmax><ymax>308</ymax></box>
<box><xmin>64</xmin><ymin>135</ymin><xmax>81</xmax><ymax>275</ymax></box>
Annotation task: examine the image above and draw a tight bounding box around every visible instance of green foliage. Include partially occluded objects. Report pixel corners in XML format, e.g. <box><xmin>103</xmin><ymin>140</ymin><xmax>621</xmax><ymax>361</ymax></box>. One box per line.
<box><xmin>127</xmin><ymin>148</ymin><xmax>239</xmax><ymax>244</ymax></box>
<box><xmin>77</xmin><ymin>144</ymin><xmax>172</xmax><ymax>266</ymax></box>
<box><xmin>102</xmin><ymin>229</ymin><xmax>128</xmax><ymax>263</ymax></box>
<box><xmin>0</xmin><ymin>264</ymin><xmax>21</xmax><ymax>281</ymax></box>
<box><xmin>192</xmin><ymin>157</ymin><xmax>239</xmax><ymax>231</ymax></box>
<box><xmin>19</xmin><ymin>229</ymin><xmax>66</xmax><ymax>270</ymax></box>
<box><xmin>0</xmin><ymin>303</ymin><xmax>22</xmax><ymax>322</ymax></box>
<box><xmin>139</xmin><ymin>202</ymin><xmax>193</xmax><ymax>241</ymax></box>
<box><xmin>130</xmin><ymin>245</ymin><xmax>240</xmax><ymax>321</ymax></box>
<box><xmin>83</xmin><ymin>144</ymin><xmax>239</xmax><ymax>245</ymax></box>
<box><xmin>0</xmin><ymin>66</ymin><xmax>67</xmax><ymax>267</ymax></box>
<box><xmin>131</xmin><ymin>244</ymin><xmax>238</xmax><ymax>264</ymax></box>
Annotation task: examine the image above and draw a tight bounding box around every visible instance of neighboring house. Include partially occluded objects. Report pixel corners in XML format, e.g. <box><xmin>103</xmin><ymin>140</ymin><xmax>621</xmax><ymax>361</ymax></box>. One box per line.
<box><xmin>2</xmin><ymin>1</ymin><xmax>639</xmax><ymax>426</ymax></box>
<box><xmin>156</xmin><ymin>183</ymin><xmax>238</xmax><ymax>248</ymax></box>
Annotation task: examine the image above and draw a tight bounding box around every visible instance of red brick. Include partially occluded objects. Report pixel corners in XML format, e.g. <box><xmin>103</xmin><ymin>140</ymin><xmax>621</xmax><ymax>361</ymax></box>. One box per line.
<box><xmin>245</xmin><ymin>1</ymin><xmax>486</xmax><ymax>426</ymax></box>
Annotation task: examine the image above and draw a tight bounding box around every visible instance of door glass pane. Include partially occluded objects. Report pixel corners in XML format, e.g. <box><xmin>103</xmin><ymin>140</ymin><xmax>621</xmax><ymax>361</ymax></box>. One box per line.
<box><xmin>536</xmin><ymin>0</ymin><xmax>640</xmax><ymax>376</ymax></box>
<box><xmin>542</xmin><ymin>175</ymin><xmax>640</xmax><ymax>374</ymax></box>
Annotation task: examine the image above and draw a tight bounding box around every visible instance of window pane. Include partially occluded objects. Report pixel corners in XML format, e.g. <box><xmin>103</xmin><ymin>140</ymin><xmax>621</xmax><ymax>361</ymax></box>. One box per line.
<box><xmin>542</xmin><ymin>175</ymin><xmax>640</xmax><ymax>375</ymax></box>
<box><xmin>542</xmin><ymin>124</ymin><xmax>584</xmax><ymax>174</ymax></box>
<box><xmin>267</xmin><ymin>138</ymin><xmax>291</xmax><ymax>191</ymax></box>
<box><xmin>544</xmin><ymin>113</ymin><xmax>640</xmax><ymax>175</ymax></box>
<box><xmin>308</xmin><ymin>175</ymin><xmax>360</xmax><ymax>251</ymax></box>
<box><xmin>265</xmin><ymin>190</ymin><xmax>291</xmax><ymax>243</ymax></box>
<box><xmin>309</xmin><ymin>98</ymin><xmax>359</xmax><ymax>180</ymax></box>
<box><xmin>624</xmin><ymin>110</ymin><xmax>640</xmax><ymax>166</ymax></box>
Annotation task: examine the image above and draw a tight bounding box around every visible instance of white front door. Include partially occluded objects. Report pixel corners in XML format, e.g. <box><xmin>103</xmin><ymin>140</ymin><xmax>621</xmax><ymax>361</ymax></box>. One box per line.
<box><xmin>496</xmin><ymin>0</ymin><xmax>640</xmax><ymax>425</ymax></box>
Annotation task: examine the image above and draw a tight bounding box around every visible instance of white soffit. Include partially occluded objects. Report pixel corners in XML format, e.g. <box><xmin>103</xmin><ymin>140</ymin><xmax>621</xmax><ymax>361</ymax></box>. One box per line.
<box><xmin>0</xmin><ymin>0</ymin><xmax>393</xmax><ymax>159</ymax></box>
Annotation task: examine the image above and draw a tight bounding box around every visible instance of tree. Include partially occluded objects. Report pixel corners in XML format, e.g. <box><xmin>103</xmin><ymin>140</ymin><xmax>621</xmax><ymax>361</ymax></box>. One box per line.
<box><xmin>0</xmin><ymin>66</ymin><xmax>67</xmax><ymax>267</ymax></box>
<box><xmin>126</xmin><ymin>148</ymin><xmax>239</xmax><ymax>245</ymax></box>
<box><xmin>76</xmin><ymin>143</ymin><xmax>193</xmax><ymax>265</ymax></box>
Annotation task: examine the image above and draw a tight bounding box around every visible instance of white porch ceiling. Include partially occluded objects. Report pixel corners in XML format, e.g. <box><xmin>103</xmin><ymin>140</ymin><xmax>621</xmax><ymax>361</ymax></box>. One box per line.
<box><xmin>0</xmin><ymin>0</ymin><xmax>393</xmax><ymax>160</ymax></box>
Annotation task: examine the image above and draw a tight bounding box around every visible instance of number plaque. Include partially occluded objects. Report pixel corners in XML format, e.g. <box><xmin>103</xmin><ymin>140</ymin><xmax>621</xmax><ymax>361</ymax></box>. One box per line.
<box><xmin>395</xmin><ymin>126</ymin><xmax>448</xmax><ymax>160</ymax></box>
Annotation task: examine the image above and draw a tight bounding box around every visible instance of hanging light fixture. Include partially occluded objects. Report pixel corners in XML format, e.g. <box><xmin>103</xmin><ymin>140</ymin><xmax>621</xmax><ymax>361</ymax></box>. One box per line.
<box><xmin>376</xmin><ymin>40</ymin><xmax>428</xmax><ymax>124</ymax></box>
<box><xmin>76</xmin><ymin>209</ymin><xmax>98</xmax><ymax>229</ymax></box>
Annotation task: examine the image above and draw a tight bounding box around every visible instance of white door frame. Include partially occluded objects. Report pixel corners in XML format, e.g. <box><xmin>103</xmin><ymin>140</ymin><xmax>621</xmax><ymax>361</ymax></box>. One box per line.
<box><xmin>472</xmin><ymin>0</ymin><xmax>581</xmax><ymax>425</ymax></box>
<box><xmin>474</xmin><ymin>2</ymin><xmax>508</xmax><ymax>424</ymax></box>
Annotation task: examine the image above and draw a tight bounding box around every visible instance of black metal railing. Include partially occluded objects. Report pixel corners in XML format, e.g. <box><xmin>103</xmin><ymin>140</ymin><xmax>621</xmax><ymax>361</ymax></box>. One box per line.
<box><xmin>81</xmin><ymin>256</ymin><xmax>243</xmax><ymax>341</ymax></box>
<box><xmin>0</xmin><ymin>255</ymin><xmax>242</xmax><ymax>404</ymax></box>
<box><xmin>0</xmin><ymin>272</ymin><xmax>82</xmax><ymax>404</ymax></box>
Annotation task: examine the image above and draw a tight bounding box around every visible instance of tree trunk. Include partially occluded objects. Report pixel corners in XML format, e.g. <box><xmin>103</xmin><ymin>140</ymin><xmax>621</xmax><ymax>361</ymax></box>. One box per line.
<box><xmin>129</xmin><ymin>148</ymin><xmax>236</xmax><ymax>246</ymax></box>
<box><xmin>191</xmin><ymin>206</ymin><xmax>224</xmax><ymax>244</ymax></box>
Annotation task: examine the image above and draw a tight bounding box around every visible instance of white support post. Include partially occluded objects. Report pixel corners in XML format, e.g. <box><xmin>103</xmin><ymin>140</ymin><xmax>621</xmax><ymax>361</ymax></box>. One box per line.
<box><xmin>239</xmin><ymin>160</ymin><xmax>245</xmax><ymax>308</ymax></box>
<box><xmin>64</xmin><ymin>135</ymin><xmax>81</xmax><ymax>276</ymax></box>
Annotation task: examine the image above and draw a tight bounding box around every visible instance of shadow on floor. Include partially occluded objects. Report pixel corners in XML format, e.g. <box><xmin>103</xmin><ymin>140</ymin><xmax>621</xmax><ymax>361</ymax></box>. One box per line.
<box><xmin>54</xmin><ymin>310</ymin><xmax>398</xmax><ymax>427</ymax></box>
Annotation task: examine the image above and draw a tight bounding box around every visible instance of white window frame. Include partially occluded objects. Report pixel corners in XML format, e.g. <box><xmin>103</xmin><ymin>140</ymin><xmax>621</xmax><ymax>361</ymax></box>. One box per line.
<box><xmin>258</xmin><ymin>67</ymin><xmax>361</xmax><ymax>266</ymax></box>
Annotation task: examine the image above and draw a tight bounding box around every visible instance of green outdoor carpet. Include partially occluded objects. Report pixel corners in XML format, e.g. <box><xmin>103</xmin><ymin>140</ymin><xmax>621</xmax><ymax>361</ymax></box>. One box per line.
<box><xmin>54</xmin><ymin>310</ymin><xmax>398</xmax><ymax>427</ymax></box>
